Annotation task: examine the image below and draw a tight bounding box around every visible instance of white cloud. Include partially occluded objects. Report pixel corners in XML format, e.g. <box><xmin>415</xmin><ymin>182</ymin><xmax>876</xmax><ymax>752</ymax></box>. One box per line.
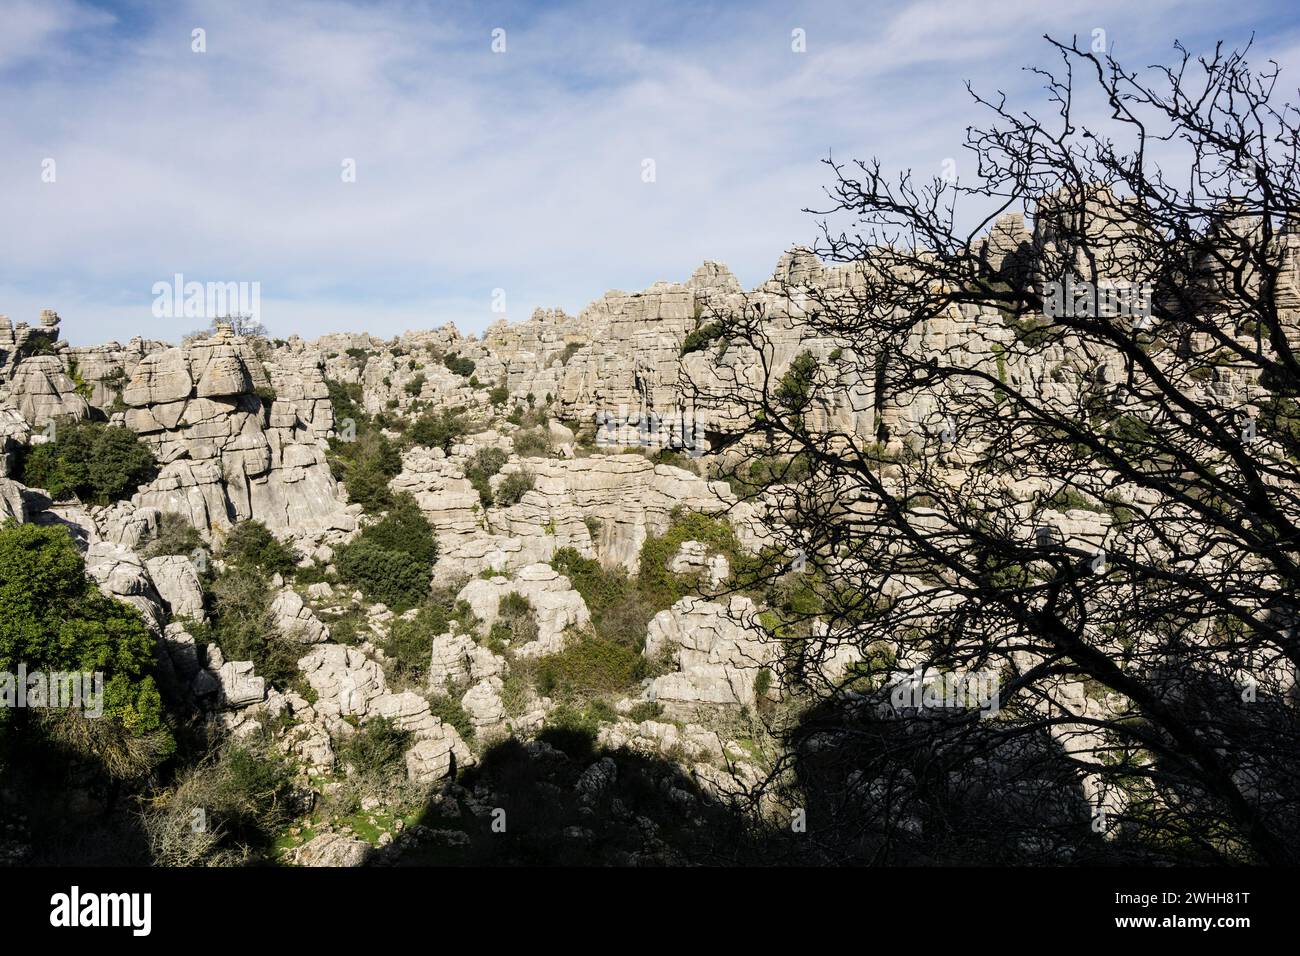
<box><xmin>0</xmin><ymin>0</ymin><xmax>1290</xmax><ymax>344</ymax></box>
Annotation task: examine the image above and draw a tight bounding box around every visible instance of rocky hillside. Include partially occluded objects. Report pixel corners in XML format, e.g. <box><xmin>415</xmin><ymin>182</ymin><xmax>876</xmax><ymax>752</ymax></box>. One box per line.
<box><xmin>2</xmin><ymin>204</ymin><xmax>1297</xmax><ymax>865</ymax></box>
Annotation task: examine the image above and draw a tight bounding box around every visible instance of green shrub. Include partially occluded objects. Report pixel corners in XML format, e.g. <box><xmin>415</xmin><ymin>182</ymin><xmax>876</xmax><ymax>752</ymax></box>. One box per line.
<box><xmin>209</xmin><ymin>744</ymin><xmax>295</xmax><ymax>841</ymax></box>
<box><xmin>513</xmin><ymin>428</ymin><xmax>551</xmax><ymax>457</ymax></box>
<box><xmin>335</xmin><ymin>495</ymin><xmax>438</xmax><ymax>611</ymax></box>
<box><xmin>491</xmin><ymin>592</ymin><xmax>539</xmax><ymax>651</ymax></box>
<box><xmin>488</xmin><ymin>384</ymin><xmax>509</xmax><ymax>406</ymax></box>
<box><xmin>199</xmin><ymin>567</ymin><xmax>300</xmax><ymax>686</ymax></box>
<box><xmin>428</xmin><ymin>695</ymin><xmax>475</xmax><ymax>743</ymax></box>
<box><xmin>464</xmin><ymin>446</ymin><xmax>509</xmax><ymax>507</ymax></box>
<box><xmin>18</xmin><ymin>419</ymin><xmax>157</xmax><ymax>504</ymax></box>
<box><xmin>534</xmin><ymin>636</ymin><xmax>646</xmax><ymax>699</ymax></box>
<box><xmin>625</xmin><ymin>700</ymin><xmax>663</xmax><ymax>722</ymax></box>
<box><xmin>358</xmin><ymin>494</ymin><xmax>438</xmax><ymax>565</ymax></box>
<box><xmin>0</xmin><ymin>523</ymin><xmax>167</xmax><ymax>739</ymax></box>
<box><xmin>443</xmin><ymin>353</ymin><xmax>476</xmax><ymax>377</ymax></box>
<box><xmin>404</xmin><ymin>374</ymin><xmax>427</xmax><ymax>397</ymax></box>
<box><xmin>550</xmin><ymin>547</ymin><xmax>650</xmax><ymax>647</ymax></box>
<box><xmin>381</xmin><ymin>580</ymin><xmax>479</xmax><ymax>684</ymax></box>
<box><xmin>143</xmin><ymin>512</ymin><xmax>204</xmax><ymax>559</ymax></box>
<box><xmin>336</xmin><ymin>540</ymin><xmax>430</xmax><ymax>612</ymax></box>
<box><xmin>326</xmin><ymin>379</ymin><xmax>366</xmax><ymax>423</ymax></box>
<box><xmin>330</xmin><ymin>429</ymin><xmax>402</xmax><ymax>512</ymax></box>
<box><xmin>774</xmin><ymin>350</ymin><xmax>818</xmax><ymax>412</ymax></box>
<box><xmin>341</xmin><ymin>716</ymin><xmax>412</xmax><ymax>776</ymax></box>
<box><xmin>681</xmin><ymin>321</ymin><xmax>723</xmax><ymax>355</ymax></box>
<box><xmin>408</xmin><ymin>408</ymin><xmax>467</xmax><ymax>452</ymax></box>
<box><xmin>495</xmin><ymin>469</ymin><xmax>535</xmax><ymax>507</ymax></box>
<box><xmin>637</xmin><ymin>509</ymin><xmax>739</xmax><ymax>611</ymax></box>
<box><xmin>222</xmin><ymin>520</ymin><xmax>297</xmax><ymax>575</ymax></box>
<box><xmin>537</xmin><ymin>701</ymin><xmax>616</xmax><ymax>759</ymax></box>
<box><xmin>144</xmin><ymin>741</ymin><xmax>294</xmax><ymax>865</ymax></box>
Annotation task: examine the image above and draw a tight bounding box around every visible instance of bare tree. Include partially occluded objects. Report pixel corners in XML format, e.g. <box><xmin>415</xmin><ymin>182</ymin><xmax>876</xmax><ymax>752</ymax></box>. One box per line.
<box><xmin>686</xmin><ymin>37</ymin><xmax>1300</xmax><ymax>864</ymax></box>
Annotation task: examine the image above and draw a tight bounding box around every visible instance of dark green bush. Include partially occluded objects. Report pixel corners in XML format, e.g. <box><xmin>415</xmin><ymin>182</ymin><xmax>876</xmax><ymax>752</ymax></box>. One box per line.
<box><xmin>443</xmin><ymin>353</ymin><xmax>476</xmax><ymax>377</ymax></box>
<box><xmin>382</xmin><ymin>581</ymin><xmax>478</xmax><ymax>685</ymax></box>
<box><xmin>210</xmin><ymin>744</ymin><xmax>295</xmax><ymax>842</ymax></box>
<box><xmin>200</xmin><ymin>567</ymin><xmax>300</xmax><ymax>687</ymax></box>
<box><xmin>0</xmin><ymin>522</ymin><xmax>166</xmax><ymax>737</ymax></box>
<box><xmin>18</xmin><ymin>419</ymin><xmax>158</xmax><ymax>504</ymax></box>
<box><xmin>340</xmin><ymin>716</ymin><xmax>412</xmax><ymax>776</ymax></box>
<box><xmin>680</xmin><ymin>321</ymin><xmax>723</xmax><ymax>356</ymax></box>
<box><xmin>464</xmin><ymin>446</ymin><xmax>509</xmax><ymax>507</ymax></box>
<box><xmin>330</xmin><ymin>428</ymin><xmax>402</xmax><ymax>512</ymax></box>
<box><xmin>335</xmin><ymin>494</ymin><xmax>438</xmax><ymax>611</ymax></box>
<box><xmin>637</xmin><ymin>509</ymin><xmax>739</xmax><ymax>611</ymax></box>
<box><xmin>336</xmin><ymin>540</ymin><xmax>430</xmax><ymax>612</ymax></box>
<box><xmin>222</xmin><ymin>520</ymin><xmax>297</xmax><ymax>575</ymax></box>
<box><xmin>428</xmin><ymin>695</ymin><xmax>475</xmax><ymax>742</ymax></box>
<box><xmin>551</xmin><ymin>547</ymin><xmax>650</xmax><ymax>647</ymax></box>
<box><xmin>495</xmin><ymin>469</ymin><xmax>535</xmax><ymax>507</ymax></box>
<box><xmin>492</xmin><ymin>592</ymin><xmax>538</xmax><ymax>650</ymax></box>
<box><xmin>534</xmin><ymin>636</ymin><xmax>646</xmax><ymax>699</ymax></box>
<box><xmin>513</xmin><ymin>428</ymin><xmax>551</xmax><ymax>457</ymax></box>
<box><xmin>537</xmin><ymin>702</ymin><xmax>614</xmax><ymax>759</ymax></box>
<box><xmin>408</xmin><ymin>408</ymin><xmax>467</xmax><ymax>452</ymax></box>
<box><xmin>143</xmin><ymin>512</ymin><xmax>204</xmax><ymax>559</ymax></box>
<box><xmin>774</xmin><ymin>350</ymin><xmax>818</xmax><ymax>412</ymax></box>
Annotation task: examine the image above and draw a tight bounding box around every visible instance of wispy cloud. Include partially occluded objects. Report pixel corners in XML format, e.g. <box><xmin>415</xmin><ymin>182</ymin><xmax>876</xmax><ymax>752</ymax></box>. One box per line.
<box><xmin>0</xmin><ymin>0</ymin><xmax>1293</xmax><ymax>344</ymax></box>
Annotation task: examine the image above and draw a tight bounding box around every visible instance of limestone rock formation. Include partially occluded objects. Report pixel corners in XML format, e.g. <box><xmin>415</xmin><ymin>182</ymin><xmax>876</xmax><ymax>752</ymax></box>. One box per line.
<box><xmin>456</xmin><ymin>563</ymin><xmax>590</xmax><ymax>656</ymax></box>
<box><xmin>644</xmin><ymin>596</ymin><xmax>771</xmax><ymax>718</ymax></box>
<box><xmin>144</xmin><ymin>555</ymin><xmax>206</xmax><ymax>622</ymax></box>
<box><xmin>298</xmin><ymin>643</ymin><xmax>472</xmax><ymax>782</ymax></box>
<box><xmin>119</xmin><ymin>330</ymin><xmax>354</xmax><ymax>542</ymax></box>
<box><xmin>270</xmin><ymin>587</ymin><xmax>330</xmax><ymax>644</ymax></box>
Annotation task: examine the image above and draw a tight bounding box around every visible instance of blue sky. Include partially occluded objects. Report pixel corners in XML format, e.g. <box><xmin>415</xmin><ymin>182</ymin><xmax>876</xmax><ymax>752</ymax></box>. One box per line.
<box><xmin>1</xmin><ymin>0</ymin><xmax>1297</xmax><ymax>345</ymax></box>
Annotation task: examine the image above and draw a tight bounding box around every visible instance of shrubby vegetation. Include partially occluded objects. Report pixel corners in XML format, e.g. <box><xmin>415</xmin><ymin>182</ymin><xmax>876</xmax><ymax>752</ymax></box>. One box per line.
<box><xmin>680</xmin><ymin>320</ymin><xmax>723</xmax><ymax>356</ymax></box>
<box><xmin>487</xmin><ymin>592</ymin><xmax>539</xmax><ymax>653</ymax></box>
<box><xmin>335</xmin><ymin>494</ymin><xmax>439</xmax><ymax>611</ymax></box>
<box><xmin>0</xmin><ymin>522</ymin><xmax>168</xmax><ymax>739</ymax></box>
<box><xmin>144</xmin><ymin>740</ymin><xmax>295</xmax><ymax>866</ymax></box>
<box><xmin>551</xmin><ymin>547</ymin><xmax>653</xmax><ymax>648</ymax></box>
<box><xmin>17</xmin><ymin>419</ymin><xmax>157</xmax><ymax>504</ymax></box>
<box><xmin>221</xmin><ymin>520</ymin><xmax>297</xmax><ymax>576</ymax></box>
<box><xmin>407</xmin><ymin>407</ymin><xmax>467</xmax><ymax>452</ymax></box>
<box><xmin>512</xmin><ymin>427</ymin><xmax>551</xmax><ymax>457</ymax></box>
<box><xmin>637</xmin><ymin>509</ymin><xmax>740</xmax><ymax>611</ymax></box>
<box><xmin>142</xmin><ymin>511</ymin><xmax>205</xmax><ymax>559</ymax></box>
<box><xmin>463</xmin><ymin>446</ymin><xmax>508</xmax><ymax>507</ymax></box>
<box><xmin>428</xmin><ymin>694</ymin><xmax>475</xmax><ymax>743</ymax></box>
<box><xmin>332</xmin><ymin>430</ymin><xmax>403</xmax><ymax>512</ymax></box>
<box><xmin>382</xmin><ymin>581</ymin><xmax>478</xmax><ymax>687</ymax></box>
<box><xmin>443</xmin><ymin>353</ymin><xmax>475</xmax><ymax>377</ymax></box>
<box><xmin>340</xmin><ymin>717</ymin><xmax>412</xmax><ymax>777</ymax></box>
<box><xmin>195</xmin><ymin>567</ymin><xmax>300</xmax><ymax>686</ymax></box>
<box><xmin>325</xmin><ymin>380</ymin><xmax>404</xmax><ymax>511</ymax></box>
<box><xmin>494</xmin><ymin>469</ymin><xmax>535</xmax><ymax>507</ymax></box>
<box><xmin>533</xmin><ymin>636</ymin><xmax>646</xmax><ymax>700</ymax></box>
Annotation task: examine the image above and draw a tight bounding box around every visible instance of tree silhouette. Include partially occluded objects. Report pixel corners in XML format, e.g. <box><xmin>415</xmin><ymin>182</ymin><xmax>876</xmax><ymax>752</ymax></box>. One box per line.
<box><xmin>686</xmin><ymin>36</ymin><xmax>1300</xmax><ymax>864</ymax></box>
